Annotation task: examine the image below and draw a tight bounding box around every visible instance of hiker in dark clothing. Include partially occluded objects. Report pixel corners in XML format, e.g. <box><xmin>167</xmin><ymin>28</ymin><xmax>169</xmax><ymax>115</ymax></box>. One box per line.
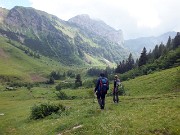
<box><xmin>94</xmin><ymin>73</ymin><xmax>109</xmax><ymax>109</ymax></box>
<box><xmin>113</xmin><ymin>75</ymin><xmax>121</xmax><ymax>103</ymax></box>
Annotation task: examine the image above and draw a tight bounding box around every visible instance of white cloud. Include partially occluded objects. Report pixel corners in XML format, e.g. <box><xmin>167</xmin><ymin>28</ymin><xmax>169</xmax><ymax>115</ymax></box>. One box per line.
<box><xmin>29</xmin><ymin>0</ymin><xmax>180</xmax><ymax>39</ymax></box>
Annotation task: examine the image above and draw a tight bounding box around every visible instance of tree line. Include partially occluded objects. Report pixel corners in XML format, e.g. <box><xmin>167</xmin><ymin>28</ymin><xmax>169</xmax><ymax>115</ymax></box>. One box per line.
<box><xmin>115</xmin><ymin>32</ymin><xmax>180</xmax><ymax>81</ymax></box>
<box><xmin>86</xmin><ymin>32</ymin><xmax>180</xmax><ymax>81</ymax></box>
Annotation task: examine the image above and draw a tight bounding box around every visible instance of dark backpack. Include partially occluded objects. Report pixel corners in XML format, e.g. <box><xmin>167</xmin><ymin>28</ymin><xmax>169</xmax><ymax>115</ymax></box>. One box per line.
<box><xmin>99</xmin><ymin>78</ymin><xmax>108</xmax><ymax>93</ymax></box>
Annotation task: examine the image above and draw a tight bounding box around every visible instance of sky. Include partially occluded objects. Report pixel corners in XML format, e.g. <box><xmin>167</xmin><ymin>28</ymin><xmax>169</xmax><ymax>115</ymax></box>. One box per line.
<box><xmin>0</xmin><ymin>0</ymin><xmax>180</xmax><ymax>39</ymax></box>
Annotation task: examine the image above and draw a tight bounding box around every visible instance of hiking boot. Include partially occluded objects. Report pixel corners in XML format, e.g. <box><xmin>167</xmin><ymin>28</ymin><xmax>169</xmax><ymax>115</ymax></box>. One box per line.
<box><xmin>101</xmin><ymin>105</ymin><xmax>104</xmax><ymax>109</ymax></box>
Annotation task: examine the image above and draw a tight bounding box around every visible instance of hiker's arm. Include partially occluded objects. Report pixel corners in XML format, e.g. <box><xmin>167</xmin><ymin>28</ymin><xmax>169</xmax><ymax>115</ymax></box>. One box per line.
<box><xmin>94</xmin><ymin>79</ymin><xmax>100</xmax><ymax>92</ymax></box>
<box><xmin>114</xmin><ymin>80</ymin><xmax>116</xmax><ymax>90</ymax></box>
<box><xmin>107</xmin><ymin>80</ymin><xmax>109</xmax><ymax>90</ymax></box>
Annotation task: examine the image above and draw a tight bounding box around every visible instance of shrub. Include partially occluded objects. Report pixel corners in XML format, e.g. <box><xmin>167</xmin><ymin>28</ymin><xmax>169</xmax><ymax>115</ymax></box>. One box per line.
<box><xmin>30</xmin><ymin>102</ymin><xmax>65</xmax><ymax>120</ymax></box>
<box><xmin>119</xmin><ymin>84</ymin><xmax>126</xmax><ymax>95</ymax></box>
<box><xmin>55</xmin><ymin>84</ymin><xmax>62</xmax><ymax>91</ymax></box>
<box><xmin>56</xmin><ymin>82</ymin><xmax>74</xmax><ymax>89</ymax></box>
<box><xmin>56</xmin><ymin>91</ymin><xmax>69</xmax><ymax>100</ymax></box>
<box><xmin>46</xmin><ymin>77</ymin><xmax>54</xmax><ymax>84</ymax></box>
<box><xmin>83</xmin><ymin>79</ymin><xmax>96</xmax><ymax>88</ymax></box>
<box><xmin>27</xmin><ymin>83</ymin><xmax>33</xmax><ymax>90</ymax></box>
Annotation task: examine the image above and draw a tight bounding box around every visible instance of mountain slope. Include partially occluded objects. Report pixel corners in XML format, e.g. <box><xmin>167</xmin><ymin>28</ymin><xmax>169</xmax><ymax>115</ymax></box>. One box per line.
<box><xmin>68</xmin><ymin>14</ymin><xmax>124</xmax><ymax>45</ymax></box>
<box><xmin>123</xmin><ymin>67</ymin><xmax>180</xmax><ymax>96</ymax></box>
<box><xmin>0</xmin><ymin>36</ymin><xmax>65</xmax><ymax>82</ymax></box>
<box><xmin>0</xmin><ymin>6</ymin><xmax>129</xmax><ymax>65</ymax></box>
<box><xmin>68</xmin><ymin>14</ymin><xmax>129</xmax><ymax>62</ymax></box>
<box><xmin>0</xmin><ymin>6</ymin><xmax>82</xmax><ymax>65</ymax></box>
<box><xmin>125</xmin><ymin>31</ymin><xmax>177</xmax><ymax>53</ymax></box>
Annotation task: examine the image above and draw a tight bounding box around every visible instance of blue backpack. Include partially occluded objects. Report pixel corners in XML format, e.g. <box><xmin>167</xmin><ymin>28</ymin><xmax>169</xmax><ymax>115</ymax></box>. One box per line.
<box><xmin>99</xmin><ymin>77</ymin><xmax>109</xmax><ymax>93</ymax></box>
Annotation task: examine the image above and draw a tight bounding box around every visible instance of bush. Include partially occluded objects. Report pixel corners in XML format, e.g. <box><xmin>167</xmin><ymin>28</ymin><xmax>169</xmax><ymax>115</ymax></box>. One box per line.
<box><xmin>83</xmin><ymin>79</ymin><xmax>96</xmax><ymax>88</ymax></box>
<box><xmin>30</xmin><ymin>102</ymin><xmax>65</xmax><ymax>119</ymax></box>
<box><xmin>46</xmin><ymin>77</ymin><xmax>54</xmax><ymax>84</ymax></box>
<box><xmin>55</xmin><ymin>84</ymin><xmax>62</xmax><ymax>91</ymax></box>
<box><xmin>56</xmin><ymin>91</ymin><xmax>69</xmax><ymax>100</ymax></box>
<box><xmin>56</xmin><ymin>82</ymin><xmax>74</xmax><ymax>89</ymax></box>
<box><xmin>119</xmin><ymin>84</ymin><xmax>126</xmax><ymax>95</ymax></box>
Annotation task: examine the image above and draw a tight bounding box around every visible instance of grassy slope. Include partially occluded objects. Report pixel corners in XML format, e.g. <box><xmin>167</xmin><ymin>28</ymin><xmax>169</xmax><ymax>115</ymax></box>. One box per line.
<box><xmin>123</xmin><ymin>67</ymin><xmax>180</xmax><ymax>96</ymax></box>
<box><xmin>0</xmin><ymin>67</ymin><xmax>179</xmax><ymax>135</ymax></box>
<box><xmin>0</xmin><ymin>36</ymin><xmax>110</xmax><ymax>83</ymax></box>
<box><xmin>0</xmin><ymin>36</ymin><xmax>66</xmax><ymax>82</ymax></box>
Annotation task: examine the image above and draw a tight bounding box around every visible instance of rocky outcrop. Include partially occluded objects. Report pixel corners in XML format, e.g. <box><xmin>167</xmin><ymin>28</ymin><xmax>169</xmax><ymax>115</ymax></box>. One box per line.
<box><xmin>68</xmin><ymin>14</ymin><xmax>124</xmax><ymax>45</ymax></box>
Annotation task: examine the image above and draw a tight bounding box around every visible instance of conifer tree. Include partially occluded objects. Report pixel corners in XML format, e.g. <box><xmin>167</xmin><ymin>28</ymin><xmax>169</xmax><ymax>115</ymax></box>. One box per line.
<box><xmin>173</xmin><ymin>32</ymin><xmax>180</xmax><ymax>49</ymax></box>
<box><xmin>138</xmin><ymin>47</ymin><xmax>147</xmax><ymax>67</ymax></box>
<box><xmin>152</xmin><ymin>45</ymin><xmax>159</xmax><ymax>59</ymax></box>
<box><xmin>159</xmin><ymin>42</ymin><xmax>166</xmax><ymax>56</ymax></box>
<box><xmin>127</xmin><ymin>53</ymin><xmax>134</xmax><ymax>70</ymax></box>
<box><xmin>75</xmin><ymin>74</ymin><xmax>82</xmax><ymax>87</ymax></box>
<box><xmin>166</xmin><ymin>36</ymin><xmax>172</xmax><ymax>50</ymax></box>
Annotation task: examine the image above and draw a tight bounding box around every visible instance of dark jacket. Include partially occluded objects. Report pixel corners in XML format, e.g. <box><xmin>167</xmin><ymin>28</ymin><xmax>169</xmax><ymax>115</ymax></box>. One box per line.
<box><xmin>94</xmin><ymin>77</ymin><xmax>109</xmax><ymax>92</ymax></box>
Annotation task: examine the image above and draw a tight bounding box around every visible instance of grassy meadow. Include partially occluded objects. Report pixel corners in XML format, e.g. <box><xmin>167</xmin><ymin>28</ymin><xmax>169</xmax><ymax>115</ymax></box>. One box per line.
<box><xmin>0</xmin><ymin>67</ymin><xmax>180</xmax><ymax>135</ymax></box>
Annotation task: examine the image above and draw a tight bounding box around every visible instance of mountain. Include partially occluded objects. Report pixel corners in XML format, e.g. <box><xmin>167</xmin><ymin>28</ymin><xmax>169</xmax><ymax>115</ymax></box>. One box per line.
<box><xmin>0</xmin><ymin>35</ymin><xmax>67</xmax><ymax>83</ymax></box>
<box><xmin>0</xmin><ymin>6</ymin><xmax>129</xmax><ymax>66</ymax></box>
<box><xmin>124</xmin><ymin>31</ymin><xmax>177</xmax><ymax>53</ymax></box>
<box><xmin>68</xmin><ymin>14</ymin><xmax>129</xmax><ymax>63</ymax></box>
<box><xmin>68</xmin><ymin>14</ymin><xmax>124</xmax><ymax>45</ymax></box>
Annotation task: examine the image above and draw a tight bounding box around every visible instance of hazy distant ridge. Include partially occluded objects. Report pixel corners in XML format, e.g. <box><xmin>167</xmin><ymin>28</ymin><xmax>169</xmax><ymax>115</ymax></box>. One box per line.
<box><xmin>124</xmin><ymin>31</ymin><xmax>177</xmax><ymax>53</ymax></box>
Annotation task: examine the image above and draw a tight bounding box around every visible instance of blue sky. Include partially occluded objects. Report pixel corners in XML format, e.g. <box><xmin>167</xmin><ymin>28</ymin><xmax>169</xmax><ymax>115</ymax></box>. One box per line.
<box><xmin>0</xmin><ymin>0</ymin><xmax>180</xmax><ymax>39</ymax></box>
<box><xmin>0</xmin><ymin>0</ymin><xmax>31</xmax><ymax>9</ymax></box>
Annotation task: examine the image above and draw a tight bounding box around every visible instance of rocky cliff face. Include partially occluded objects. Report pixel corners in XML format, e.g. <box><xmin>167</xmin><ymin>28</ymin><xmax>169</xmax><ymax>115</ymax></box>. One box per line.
<box><xmin>0</xmin><ymin>7</ymin><xmax>8</xmax><ymax>23</ymax></box>
<box><xmin>68</xmin><ymin>14</ymin><xmax>124</xmax><ymax>45</ymax></box>
<box><xmin>4</xmin><ymin>6</ymin><xmax>60</xmax><ymax>35</ymax></box>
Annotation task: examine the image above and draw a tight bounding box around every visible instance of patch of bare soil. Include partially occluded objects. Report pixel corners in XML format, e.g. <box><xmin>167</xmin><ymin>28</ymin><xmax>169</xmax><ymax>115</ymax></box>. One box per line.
<box><xmin>30</xmin><ymin>73</ymin><xmax>47</xmax><ymax>82</ymax></box>
<box><xmin>0</xmin><ymin>48</ymin><xmax>8</xmax><ymax>58</ymax></box>
<box><xmin>57</xmin><ymin>125</ymin><xmax>83</xmax><ymax>135</ymax></box>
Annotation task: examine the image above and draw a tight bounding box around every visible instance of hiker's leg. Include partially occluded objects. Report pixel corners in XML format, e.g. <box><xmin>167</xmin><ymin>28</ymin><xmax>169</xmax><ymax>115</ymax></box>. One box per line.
<box><xmin>98</xmin><ymin>99</ymin><xmax>102</xmax><ymax>107</ymax></box>
<box><xmin>97</xmin><ymin>92</ymin><xmax>102</xmax><ymax>108</ymax></box>
<box><xmin>113</xmin><ymin>91</ymin><xmax>116</xmax><ymax>103</ymax></box>
<box><xmin>116</xmin><ymin>92</ymin><xmax>119</xmax><ymax>103</ymax></box>
<box><xmin>101</xmin><ymin>93</ymin><xmax>106</xmax><ymax>109</ymax></box>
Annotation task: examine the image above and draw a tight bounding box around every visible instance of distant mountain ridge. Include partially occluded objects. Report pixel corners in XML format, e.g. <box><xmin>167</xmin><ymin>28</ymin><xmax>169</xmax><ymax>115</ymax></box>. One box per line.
<box><xmin>124</xmin><ymin>31</ymin><xmax>177</xmax><ymax>53</ymax></box>
<box><xmin>68</xmin><ymin>14</ymin><xmax>124</xmax><ymax>45</ymax></box>
<box><xmin>0</xmin><ymin>6</ymin><xmax>129</xmax><ymax>65</ymax></box>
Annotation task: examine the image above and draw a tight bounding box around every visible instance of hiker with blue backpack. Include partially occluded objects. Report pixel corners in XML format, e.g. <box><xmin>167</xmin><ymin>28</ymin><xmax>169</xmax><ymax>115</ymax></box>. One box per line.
<box><xmin>94</xmin><ymin>73</ymin><xmax>109</xmax><ymax>109</ymax></box>
<box><xmin>113</xmin><ymin>75</ymin><xmax>121</xmax><ymax>103</ymax></box>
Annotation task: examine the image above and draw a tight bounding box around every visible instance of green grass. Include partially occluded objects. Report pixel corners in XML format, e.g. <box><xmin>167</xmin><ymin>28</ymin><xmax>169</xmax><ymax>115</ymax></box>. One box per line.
<box><xmin>0</xmin><ymin>36</ymin><xmax>111</xmax><ymax>83</ymax></box>
<box><xmin>0</xmin><ymin>36</ymin><xmax>67</xmax><ymax>82</ymax></box>
<box><xmin>0</xmin><ymin>67</ymin><xmax>180</xmax><ymax>135</ymax></box>
<box><xmin>123</xmin><ymin>67</ymin><xmax>180</xmax><ymax>96</ymax></box>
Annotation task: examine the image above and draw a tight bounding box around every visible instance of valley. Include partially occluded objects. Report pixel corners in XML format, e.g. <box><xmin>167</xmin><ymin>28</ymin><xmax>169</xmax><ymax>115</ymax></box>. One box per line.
<box><xmin>0</xmin><ymin>5</ymin><xmax>180</xmax><ymax>135</ymax></box>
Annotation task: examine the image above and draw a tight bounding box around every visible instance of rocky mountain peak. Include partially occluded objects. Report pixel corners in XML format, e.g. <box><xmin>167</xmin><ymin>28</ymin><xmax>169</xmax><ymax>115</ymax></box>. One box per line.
<box><xmin>68</xmin><ymin>14</ymin><xmax>124</xmax><ymax>45</ymax></box>
<box><xmin>4</xmin><ymin>6</ymin><xmax>57</xmax><ymax>33</ymax></box>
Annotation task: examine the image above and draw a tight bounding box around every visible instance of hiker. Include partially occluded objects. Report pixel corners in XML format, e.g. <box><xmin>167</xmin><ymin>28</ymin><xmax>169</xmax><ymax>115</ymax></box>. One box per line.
<box><xmin>113</xmin><ymin>75</ymin><xmax>121</xmax><ymax>103</ymax></box>
<box><xmin>94</xmin><ymin>73</ymin><xmax>109</xmax><ymax>109</ymax></box>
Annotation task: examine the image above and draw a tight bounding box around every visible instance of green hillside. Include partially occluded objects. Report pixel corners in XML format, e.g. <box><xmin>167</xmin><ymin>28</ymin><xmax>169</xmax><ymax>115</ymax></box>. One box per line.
<box><xmin>0</xmin><ymin>6</ymin><xmax>129</xmax><ymax>66</ymax></box>
<box><xmin>0</xmin><ymin>36</ymin><xmax>66</xmax><ymax>82</ymax></box>
<box><xmin>0</xmin><ymin>67</ymin><xmax>179</xmax><ymax>135</ymax></box>
<box><xmin>123</xmin><ymin>67</ymin><xmax>180</xmax><ymax>96</ymax></box>
<box><xmin>0</xmin><ymin>35</ymin><xmax>108</xmax><ymax>85</ymax></box>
